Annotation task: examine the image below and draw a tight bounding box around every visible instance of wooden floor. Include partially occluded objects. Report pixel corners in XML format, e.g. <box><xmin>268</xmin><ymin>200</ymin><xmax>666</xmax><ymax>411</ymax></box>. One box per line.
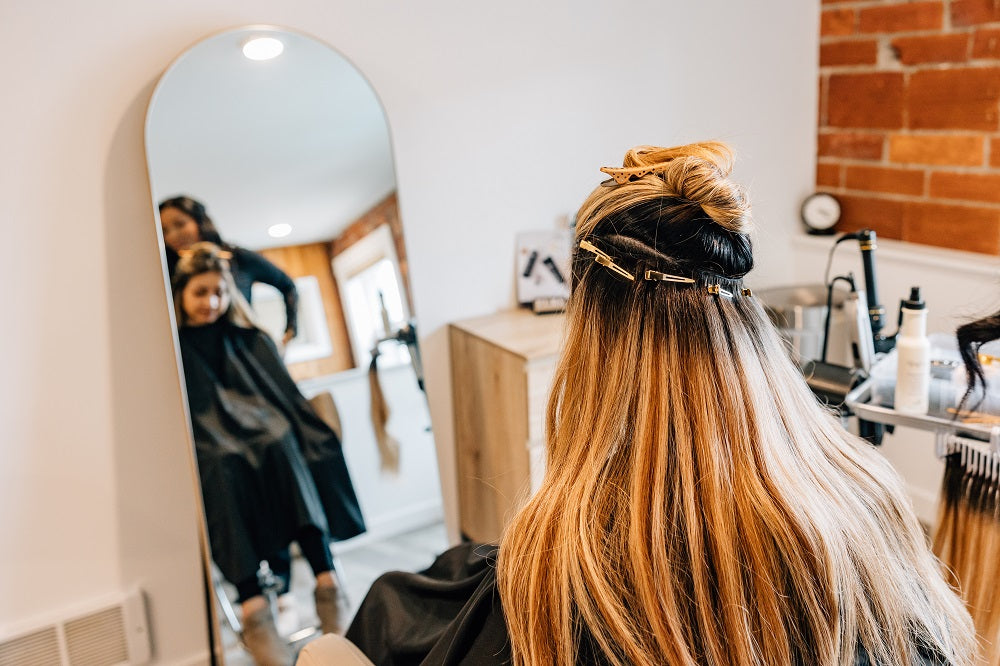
<box><xmin>221</xmin><ymin>520</ymin><xmax>449</xmax><ymax>664</ymax></box>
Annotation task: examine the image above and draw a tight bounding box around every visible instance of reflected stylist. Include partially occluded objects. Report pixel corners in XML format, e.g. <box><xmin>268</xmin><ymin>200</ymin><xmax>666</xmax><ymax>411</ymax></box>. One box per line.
<box><xmin>160</xmin><ymin>195</ymin><xmax>299</xmax><ymax>346</ymax></box>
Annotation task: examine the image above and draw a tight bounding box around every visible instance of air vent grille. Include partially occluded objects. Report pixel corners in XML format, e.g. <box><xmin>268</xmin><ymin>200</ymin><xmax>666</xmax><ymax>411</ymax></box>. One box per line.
<box><xmin>64</xmin><ymin>606</ymin><xmax>128</xmax><ymax>666</ymax></box>
<box><xmin>0</xmin><ymin>626</ymin><xmax>61</xmax><ymax>666</ymax></box>
<box><xmin>0</xmin><ymin>589</ymin><xmax>148</xmax><ymax>666</ymax></box>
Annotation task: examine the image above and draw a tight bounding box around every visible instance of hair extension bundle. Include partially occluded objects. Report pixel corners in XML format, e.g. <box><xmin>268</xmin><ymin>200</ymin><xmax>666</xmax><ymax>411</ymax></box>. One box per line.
<box><xmin>934</xmin><ymin>444</ymin><xmax>1000</xmax><ymax>663</ymax></box>
<box><xmin>368</xmin><ymin>353</ymin><xmax>400</xmax><ymax>475</ymax></box>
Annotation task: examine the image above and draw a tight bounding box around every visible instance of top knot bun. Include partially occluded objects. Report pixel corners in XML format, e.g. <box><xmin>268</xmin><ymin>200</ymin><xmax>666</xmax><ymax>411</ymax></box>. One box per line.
<box><xmin>618</xmin><ymin>142</ymin><xmax>751</xmax><ymax>234</ymax></box>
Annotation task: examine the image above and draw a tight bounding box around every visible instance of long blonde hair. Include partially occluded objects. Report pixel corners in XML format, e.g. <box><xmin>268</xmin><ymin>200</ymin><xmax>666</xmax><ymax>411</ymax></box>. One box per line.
<box><xmin>496</xmin><ymin>142</ymin><xmax>975</xmax><ymax>665</ymax></box>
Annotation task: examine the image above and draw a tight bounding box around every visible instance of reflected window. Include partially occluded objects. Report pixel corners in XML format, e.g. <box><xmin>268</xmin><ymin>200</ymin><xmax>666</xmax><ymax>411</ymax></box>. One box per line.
<box><xmin>252</xmin><ymin>276</ymin><xmax>333</xmax><ymax>364</ymax></box>
<box><xmin>332</xmin><ymin>225</ymin><xmax>410</xmax><ymax>367</ymax></box>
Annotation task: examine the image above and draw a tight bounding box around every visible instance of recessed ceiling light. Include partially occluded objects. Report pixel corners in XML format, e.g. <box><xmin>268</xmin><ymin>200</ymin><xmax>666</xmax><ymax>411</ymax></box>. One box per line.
<box><xmin>268</xmin><ymin>223</ymin><xmax>292</xmax><ymax>238</ymax></box>
<box><xmin>242</xmin><ymin>37</ymin><xmax>284</xmax><ymax>61</ymax></box>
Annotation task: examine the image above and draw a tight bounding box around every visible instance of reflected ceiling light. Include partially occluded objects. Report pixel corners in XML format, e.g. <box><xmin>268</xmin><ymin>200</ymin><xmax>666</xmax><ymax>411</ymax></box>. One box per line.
<box><xmin>268</xmin><ymin>223</ymin><xmax>292</xmax><ymax>238</ymax></box>
<box><xmin>242</xmin><ymin>36</ymin><xmax>284</xmax><ymax>61</ymax></box>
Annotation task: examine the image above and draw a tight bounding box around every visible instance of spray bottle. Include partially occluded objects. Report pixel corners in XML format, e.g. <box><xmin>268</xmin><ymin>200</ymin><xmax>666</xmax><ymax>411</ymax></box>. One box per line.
<box><xmin>894</xmin><ymin>287</ymin><xmax>930</xmax><ymax>414</ymax></box>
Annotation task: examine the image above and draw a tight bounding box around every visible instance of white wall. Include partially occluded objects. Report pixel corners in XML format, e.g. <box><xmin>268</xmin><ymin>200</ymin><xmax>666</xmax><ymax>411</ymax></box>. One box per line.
<box><xmin>0</xmin><ymin>1</ymin><xmax>818</xmax><ymax>661</ymax></box>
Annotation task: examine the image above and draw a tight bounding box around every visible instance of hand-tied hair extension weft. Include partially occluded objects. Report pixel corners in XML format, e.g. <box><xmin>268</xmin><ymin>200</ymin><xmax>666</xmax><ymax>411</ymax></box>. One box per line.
<box><xmin>934</xmin><ymin>444</ymin><xmax>1000</xmax><ymax>664</ymax></box>
<box><xmin>496</xmin><ymin>142</ymin><xmax>975</xmax><ymax>666</ymax></box>
<box><xmin>936</xmin><ymin>309</ymin><xmax>1000</xmax><ymax>664</ymax></box>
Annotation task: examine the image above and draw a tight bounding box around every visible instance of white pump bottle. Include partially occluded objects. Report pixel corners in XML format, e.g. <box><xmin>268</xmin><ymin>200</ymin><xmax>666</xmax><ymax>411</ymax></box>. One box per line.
<box><xmin>894</xmin><ymin>286</ymin><xmax>930</xmax><ymax>414</ymax></box>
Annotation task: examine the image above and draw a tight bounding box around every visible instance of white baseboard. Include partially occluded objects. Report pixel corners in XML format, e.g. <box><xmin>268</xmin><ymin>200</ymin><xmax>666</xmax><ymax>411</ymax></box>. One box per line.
<box><xmin>174</xmin><ymin>652</ymin><xmax>212</xmax><ymax>666</ymax></box>
<box><xmin>332</xmin><ymin>501</ymin><xmax>443</xmax><ymax>554</ymax></box>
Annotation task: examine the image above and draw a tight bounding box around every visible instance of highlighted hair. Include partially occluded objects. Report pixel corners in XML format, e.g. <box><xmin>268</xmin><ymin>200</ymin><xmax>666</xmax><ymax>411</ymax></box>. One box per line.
<box><xmin>496</xmin><ymin>142</ymin><xmax>975</xmax><ymax>665</ymax></box>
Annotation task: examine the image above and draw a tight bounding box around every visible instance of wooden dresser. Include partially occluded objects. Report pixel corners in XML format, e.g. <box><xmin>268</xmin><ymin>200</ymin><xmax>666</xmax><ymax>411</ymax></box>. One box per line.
<box><xmin>449</xmin><ymin>308</ymin><xmax>566</xmax><ymax>543</ymax></box>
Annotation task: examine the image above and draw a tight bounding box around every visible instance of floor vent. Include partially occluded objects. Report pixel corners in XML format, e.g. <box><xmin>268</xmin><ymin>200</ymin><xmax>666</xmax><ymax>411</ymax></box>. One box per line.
<box><xmin>0</xmin><ymin>589</ymin><xmax>150</xmax><ymax>665</ymax></box>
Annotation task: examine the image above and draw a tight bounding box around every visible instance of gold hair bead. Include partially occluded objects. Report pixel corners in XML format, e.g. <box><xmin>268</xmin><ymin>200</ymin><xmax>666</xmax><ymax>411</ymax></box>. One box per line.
<box><xmin>578</xmin><ymin>239</ymin><xmax>635</xmax><ymax>281</ymax></box>
<box><xmin>742</xmin><ymin>288</ymin><xmax>752</xmax><ymax>297</ymax></box>
<box><xmin>707</xmin><ymin>284</ymin><xmax>734</xmax><ymax>298</ymax></box>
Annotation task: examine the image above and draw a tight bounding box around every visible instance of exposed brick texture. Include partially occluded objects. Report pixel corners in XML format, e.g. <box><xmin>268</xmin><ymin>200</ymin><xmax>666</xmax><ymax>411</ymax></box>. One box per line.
<box><xmin>902</xmin><ymin>202</ymin><xmax>1000</xmax><ymax>253</ymax></box>
<box><xmin>822</xmin><ymin>40</ymin><xmax>879</xmax><ymax>66</ymax></box>
<box><xmin>891</xmin><ymin>34</ymin><xmax>968</xmax><ymax>64</ymax></box>
<box><xmin>822</xmin><ymin>8</ymin><xmax>856</xmax><ymax>37</ymax></box>
<box><xmin>973</xmin><ymin>29</ymin><xmax>1000</xmax><ymax>59</ymax></box>
<box><xmin>991</xmin><ymin>138</ymin><xmax>1000</xmax><ymax>166</ymax></box>
<box><xmin>952</xmin><ymin>0</ymin><xmax>1000</xmax><ymax>28</ymax></box>
<box><xmin>828</xmin><ymin>73</ymin><xmax>905</xmax><ymax>128</ymax></box>
<box><xmin>836</xmin><ymin>194</ymin><xmax>907</xmax><ymax>238</ymax></box>
<box><xmin>845</xmin><ymin>165</ymin><xmax>925</xmax><ymax>195</ymax></box>
<box><xmin>817</xmin><ymin>0</ymin><xmax>1000</xmax><ymax>254</ymax></box>
<box><xmin>817</xmin><ymin>162</ymin><xmax>842</xmax><ymax>188</ymax></box>
<box><xmin>929</xmin><ymin>171</ymin><xmax>1000</xmax><ymax>202</ymax></box>
<box><xmin>888</xmin><ymin>134</ymin><xmax>984</xmax><ymax>166</ymax></box>
<box><xmin>818</xmin><ymin>132</ymin><xmax>885</xmax><ymax>159</ymax></box>
<box><xmin>908</xmin><ymin>68</ymin><xmax>1000</xmax><ymax>130</ymax></box>
<box><xmin>859</xmin><ymin>2</ymin><xmax>943</xmax><ymax>34</ymax></box>
<box><xmin>819</xmin><ymin>77</ymin><xmax>829</xmax><ymax>126</ymax></box>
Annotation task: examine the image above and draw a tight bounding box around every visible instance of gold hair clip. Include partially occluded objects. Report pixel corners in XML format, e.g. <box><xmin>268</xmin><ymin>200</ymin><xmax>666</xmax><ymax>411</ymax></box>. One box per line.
<box><xmin>578</xmin><ymin>239</ymin><xmax>635</xmax><ymax>281</ymax></box>
<box><xmin>643</xmin><ymin>269</ymin><xmax>696</xmax><ymax>284</ymax></box>
<box><xmin>707</xmin><ymin>284</ymin><xmax>734</xmax><ymax>298</ymax></box>
<box><xmin>599</xmin><ymin>160</ymin><xmax>675</xmax><ymax>185</ymax></box>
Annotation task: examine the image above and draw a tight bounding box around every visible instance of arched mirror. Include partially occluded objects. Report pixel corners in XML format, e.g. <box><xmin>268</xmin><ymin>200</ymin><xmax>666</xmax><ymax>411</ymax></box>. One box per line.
<box><xmin>146</xmin><ymin>26</ymin><xmax>445</xmax><ymax>662</ymax></box>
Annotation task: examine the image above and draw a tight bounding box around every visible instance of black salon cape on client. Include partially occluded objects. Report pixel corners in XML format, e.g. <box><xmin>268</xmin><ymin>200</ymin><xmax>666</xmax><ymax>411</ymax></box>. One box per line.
<box><xmin>346</xmin><ymin>542</ymin><xmax>512</xmax><ymax>665</ymax></box>
<box><xmin>179</xmin><ymin>319</ymin><xmax>365</xmax><ymax>590</ymax></box>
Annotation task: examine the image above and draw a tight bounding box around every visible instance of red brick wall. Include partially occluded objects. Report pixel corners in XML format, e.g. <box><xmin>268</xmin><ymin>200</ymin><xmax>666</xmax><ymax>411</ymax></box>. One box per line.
<box><xmin>818</xmin><ymin>0</ymin><xmax>1000</xmax><ymax>254</ymax></box>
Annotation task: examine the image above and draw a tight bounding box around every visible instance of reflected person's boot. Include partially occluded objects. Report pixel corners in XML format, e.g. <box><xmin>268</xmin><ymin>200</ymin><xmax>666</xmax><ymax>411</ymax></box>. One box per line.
<box><xmin>241</xmin><ymin>605</ymin><xmax>293</xmax><ymax>666</ymax></box>
<box><xmin>314</xmin><ymin>582</ymin><xmax>345</xmax><ymax>634</ymax></box>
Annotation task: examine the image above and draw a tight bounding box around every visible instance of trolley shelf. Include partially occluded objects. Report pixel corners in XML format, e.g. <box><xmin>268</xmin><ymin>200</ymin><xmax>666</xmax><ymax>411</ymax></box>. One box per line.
<box><xmin>845</xmin><ymin>378</ymin><xmax>996</xmax><ymax>443</ymax></box>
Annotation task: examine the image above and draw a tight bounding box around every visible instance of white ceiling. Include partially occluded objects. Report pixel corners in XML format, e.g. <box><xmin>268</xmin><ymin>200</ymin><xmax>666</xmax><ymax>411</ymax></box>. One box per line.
<box><xmin>145</xmin><ymin>26</ymin><xmax>396</xmax><ymax>250</ymax></box>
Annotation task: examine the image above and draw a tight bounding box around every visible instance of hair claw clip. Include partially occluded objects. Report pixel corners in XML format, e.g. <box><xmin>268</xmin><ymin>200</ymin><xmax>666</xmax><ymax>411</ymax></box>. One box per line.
<box><xmin>598</xmin><ymin>159</ymin><xmax>676</xmax><ymax>185</ymax></box>
<box><xmin>578</xmin><ymin>239</ymin><xmax>635</xmax><ymax>281</ymax></box>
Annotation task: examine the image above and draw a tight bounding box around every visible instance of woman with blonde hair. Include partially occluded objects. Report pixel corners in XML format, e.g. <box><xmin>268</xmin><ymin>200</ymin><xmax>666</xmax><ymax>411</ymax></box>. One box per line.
<box><xmin>336</xmin><ymin>142</ymin><xmax>975</xmax><ymax>666</ymax></box>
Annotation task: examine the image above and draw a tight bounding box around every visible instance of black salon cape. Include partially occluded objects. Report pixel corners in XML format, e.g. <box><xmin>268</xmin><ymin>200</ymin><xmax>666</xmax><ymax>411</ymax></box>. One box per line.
<box><xmin>345</xmin><ymin>543</ymin><xmax>511</xmax><ymax>665</ymax></box>
<box><xmin>344</xmin><ymin>544</ymin><xmax>950</xmax><ymax>666</ymax></box>
<box><xmin>178</xmin><ymin>320</ymin><xmax>365</xmax><ymax>587</ymax></box>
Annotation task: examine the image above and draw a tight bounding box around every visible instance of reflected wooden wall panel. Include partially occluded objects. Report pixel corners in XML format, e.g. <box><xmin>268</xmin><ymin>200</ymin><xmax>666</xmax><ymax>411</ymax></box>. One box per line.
<box><xmin>259</xmin><ymin>242</ymin><xmax>355</xmax><ymax>381</ymax></box>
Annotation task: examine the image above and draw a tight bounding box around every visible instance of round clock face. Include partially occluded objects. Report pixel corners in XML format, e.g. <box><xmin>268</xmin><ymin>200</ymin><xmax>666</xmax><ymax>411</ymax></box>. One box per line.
<box><xmin>801</xmin><ymin>192</ymin><xmax>841</xmax><ymax>233</ymax></box>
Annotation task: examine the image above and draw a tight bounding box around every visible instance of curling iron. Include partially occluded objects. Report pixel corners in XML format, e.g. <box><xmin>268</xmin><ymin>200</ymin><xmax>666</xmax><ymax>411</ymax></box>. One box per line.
<box><xmin>833</xmin><ymin>229</ymin><xmax>895</xmax><ymax>354</ymax></box>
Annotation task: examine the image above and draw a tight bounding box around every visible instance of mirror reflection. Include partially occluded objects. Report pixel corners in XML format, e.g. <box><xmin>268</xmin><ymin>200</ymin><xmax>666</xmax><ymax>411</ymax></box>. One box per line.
<box><xmin>146</xmin><ymin>26</ymin><xmax>445</xmax><ymax>663</ymax></box>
